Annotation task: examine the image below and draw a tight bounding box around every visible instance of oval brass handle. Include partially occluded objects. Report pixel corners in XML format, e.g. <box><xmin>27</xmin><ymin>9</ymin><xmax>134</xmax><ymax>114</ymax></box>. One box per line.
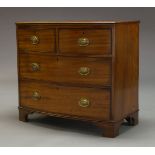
<box><xmin>31</xmin><ymin>63</ymin><xmax>40</xmax><ymax>71</ymax></box>
<box><xmin>30</xmin><ymin>35</ymin><xmax>39</xmax><ymax>45</ymax></box>
<box><xmin>78</xmin><ymin>67</ymin><xmax>90</xmax><ymax>76</ymax></box>
<box><xmin>32</xmin><ymin>91</ymin><xmax>41</xmax><ymax>100</ymax></box>
<box><xmin>78</xmin><ymin>37</ymin><xmax>89</xmax><ymax>46</ymax></box>
<box><xmin>79</xmin><ymin>98</ymin><xmax>90</xmax><ymax>108</ymax></box>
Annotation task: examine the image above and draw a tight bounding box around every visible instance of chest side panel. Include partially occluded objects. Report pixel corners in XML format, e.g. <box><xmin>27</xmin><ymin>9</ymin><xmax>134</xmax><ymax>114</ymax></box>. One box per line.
<box><xmin>112</xmin><ymin>22</ymin><xmax>139</xmax><ymax>121</ymax></box>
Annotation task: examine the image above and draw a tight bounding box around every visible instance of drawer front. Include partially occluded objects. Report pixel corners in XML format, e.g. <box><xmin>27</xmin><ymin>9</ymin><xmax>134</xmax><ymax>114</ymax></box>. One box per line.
<box><xmin>17</xmin><ymin>28</ymin><xmax>55</xmax><ymax>52</ymax></box>
<box><xmin>20</xmin><ymin>81</ymin><xmax>110</xmax><ymax>120</ymax></box>
<box><xmin>19</xmin><ymin>54</ymin><xmax>112</xmax><ymax>86</ymax></box>
<box><xmin>59</xmin><ymin>29</ymin><xmax>112</xmax><ymax>55</ymax></box>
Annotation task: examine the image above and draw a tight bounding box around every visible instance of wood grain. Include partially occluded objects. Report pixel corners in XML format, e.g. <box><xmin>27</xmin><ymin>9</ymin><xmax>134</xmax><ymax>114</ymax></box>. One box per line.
<box><xmin>19</xmin><ymin>80</ymin><xmax>111</xmax><ymax>120</ymax></box>
<box><xmin>17</xmin><ymin>28</ymin><xmax>55</xmax><ymax>52</ymax></box>
<box><xmin>58</xmin><ymin>29</ymin><xmax>111</xmax><ymax>55</ymax></box>
<box><xmin>112</xmin><ymin>22</ymin><xmax>139</xmax><ymax>121</ymax></box>
<box><xmin>19</xmin><ymin>53</ymin><xmax>112</xmax><ymax>86</ymax></box>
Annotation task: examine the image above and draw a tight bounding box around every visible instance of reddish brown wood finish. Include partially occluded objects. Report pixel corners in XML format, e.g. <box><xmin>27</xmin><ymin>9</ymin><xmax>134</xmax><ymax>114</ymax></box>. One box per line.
<box><xmin>16</xmin><ymin>21</ymin><xmax>139</xmax><ymax>138</ymax></box>
<box><xmin>19</xmin><ymin>53</ymin><xmax>112</xmax><ymax>87</ymax></box>
<box><xmin>112</xmin><ymin>23</ymin><xmax>139</xmax><ymax>121</ymax></box>
<box><xmin>58</xmin><ymin>29</ymin><xmax>111</xmax><ymax>55</ymax></box>
<box><xmin>17</xmin><ymin>28</ymin><xmax>55</xmax><ymax>52</ymax></box>
<box><xmin>19</xmin><ymin>107</ymin><xmax>29</xmax><ymax>122</ymax></box>
<box><xmin>97</xmin><ymin>121</ymin><xmax>122</xmax><ymax>138</ymax></box>
<box><xmin>19</xmin><ymin>80</ymin><xmax>111</xmax><ymax>120</ymax></box>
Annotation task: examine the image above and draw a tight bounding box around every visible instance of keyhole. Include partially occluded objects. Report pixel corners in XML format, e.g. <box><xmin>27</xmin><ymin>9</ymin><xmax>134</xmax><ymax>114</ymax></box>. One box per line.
<box><xmin>82</xmin><ymin>32</ymin><xmax>85</xmax><ymax>35</ymax></box>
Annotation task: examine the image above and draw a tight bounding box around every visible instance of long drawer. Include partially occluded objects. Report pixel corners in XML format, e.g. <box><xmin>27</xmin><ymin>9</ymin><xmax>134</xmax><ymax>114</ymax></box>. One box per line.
<box><xmin>19</xmin><ymin>80</ymin><xmax>111</xmax><ymax>120</ymax></box>
<box><xmin>19</xmin><ymin>53</ymin><xmax>112</xmax><ymax>86</ymax></box>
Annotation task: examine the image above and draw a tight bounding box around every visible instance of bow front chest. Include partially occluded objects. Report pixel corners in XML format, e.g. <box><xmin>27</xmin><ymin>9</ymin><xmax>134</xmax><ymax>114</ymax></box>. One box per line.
<box><xmin>16</xmin><ymin>21</ymin><xmax>139</xmax><ymax>137</ymax></box>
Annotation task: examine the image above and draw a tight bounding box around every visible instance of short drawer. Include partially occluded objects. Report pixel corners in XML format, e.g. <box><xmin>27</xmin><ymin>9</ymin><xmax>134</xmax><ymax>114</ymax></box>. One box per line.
<box><xmin>19</xmin><ymin>80</ymin><xmax>111</xmax><ymax>120</ymax></box>
<box><xmin>19</xmin><ymin>54</ymin><xmax>112</xmax><ymax>86</ymax></box>
<box><xmin>58</xmin><ymin>28</ymin><xmax>112</xmax><ymax>55</ymax></box>
<box><xmin>17</xmin><ymin>28</ymin><xmax>55</xmax><ymax>52</ymax></box>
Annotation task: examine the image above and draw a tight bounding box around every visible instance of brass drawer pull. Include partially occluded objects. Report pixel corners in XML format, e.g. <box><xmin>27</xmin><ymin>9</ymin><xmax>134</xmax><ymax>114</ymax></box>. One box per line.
<box><xmin>79</xmin><ymin>67</ymin><xmax>90</xmax><ymax>76</ymax></box>
<box><xmin>30</xmin><ymin>35</ymin><xmax>39</xmax><ymax>45</ymax></box>
<box><xmin>31</xmin><ymin>63</ymin><xmax>40</xmax><ymax>71</ymax></box>
<box><xmin>32</xmin><ymin>91</ymin><xmax>41</xmax><ymax>100</ymax></box>
<box><xmin>79</xmin><ymin>98</ymin><xmax>90</xmax><ymax>107</ymax></box>
<box><xmin>78</xmin><ymin>37</ymin><xmax>89</xmax><ymax>46</ymax></box>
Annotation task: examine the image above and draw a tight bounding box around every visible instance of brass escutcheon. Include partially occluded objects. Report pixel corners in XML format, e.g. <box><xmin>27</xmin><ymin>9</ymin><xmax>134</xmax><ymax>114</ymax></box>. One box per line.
<box><xmin>78</xmin><ymin>67</ymin><xmax>90</xmax><ymax>76</ymax></box>
<box><xmin>78</xmin><ymin>37</ymin><xmax>89</xmax><ymax>46</ymax></box>
<box><xmin>32</xmin><ymin>91</ymin><xmax>41</xmax><ymax>100</ymax></box>
<box><xmin>30</xmin><ymin>35</ymin><xmax>39</xmax><ymax>45</ymax></box>
<box><xmin>79</xmin><ymin>98</ymin><xmax>90</xmax><ymax>107</ymax></box>
<box><xmin>31</xmin><ymin>63</ymin><xmax>40</xmax><ymax>71</ymax></box>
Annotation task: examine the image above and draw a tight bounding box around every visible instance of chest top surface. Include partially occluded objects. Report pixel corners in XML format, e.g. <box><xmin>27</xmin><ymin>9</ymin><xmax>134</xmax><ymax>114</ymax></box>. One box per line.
<box><xmin>16</xmin><ymin>20</ymin><xmax>140</xmax><ymax>24</ymax></box>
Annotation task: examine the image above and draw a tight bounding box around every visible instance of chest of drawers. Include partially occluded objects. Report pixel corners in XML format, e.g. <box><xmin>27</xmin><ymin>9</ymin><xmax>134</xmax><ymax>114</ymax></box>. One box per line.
<box><xmin>16</xmin><ymin>21</ymin><xmax>139</xmax><ymax>137</ymax></box>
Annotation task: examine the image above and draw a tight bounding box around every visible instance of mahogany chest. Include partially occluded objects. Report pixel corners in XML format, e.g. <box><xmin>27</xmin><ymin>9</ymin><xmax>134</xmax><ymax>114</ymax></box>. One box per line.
<box><xmin>16</xmin><ymin>21</ymin><xmax>139</xmax><ymax>137</ymax></box>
